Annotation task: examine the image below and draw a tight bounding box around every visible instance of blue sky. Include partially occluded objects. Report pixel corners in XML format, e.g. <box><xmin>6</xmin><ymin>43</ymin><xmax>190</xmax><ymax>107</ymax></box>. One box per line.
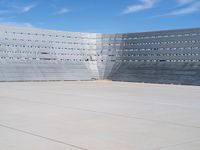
<box><xmin>0</xmin><ymin>0</ymin><xmax>200</xmax><ymax>33</ymax></box>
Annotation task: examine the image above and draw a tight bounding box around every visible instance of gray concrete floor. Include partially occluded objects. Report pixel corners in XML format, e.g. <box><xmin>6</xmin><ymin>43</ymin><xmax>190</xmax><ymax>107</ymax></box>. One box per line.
<box><xmin>0</xmin><ymin>81</ymin><xmax>200</xmax><ymax>150</ymax></box>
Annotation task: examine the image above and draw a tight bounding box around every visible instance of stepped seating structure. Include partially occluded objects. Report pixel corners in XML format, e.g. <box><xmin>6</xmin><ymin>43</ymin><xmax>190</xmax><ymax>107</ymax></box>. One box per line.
<box><xmin>0</xmin><ymin>25</ymin><xmax>200</xmax><ymax>85</ymax></box>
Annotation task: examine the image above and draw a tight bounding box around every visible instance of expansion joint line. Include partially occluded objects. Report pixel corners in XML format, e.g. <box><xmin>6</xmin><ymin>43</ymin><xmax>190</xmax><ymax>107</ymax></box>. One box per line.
<box><xmin>0</xmin><ymin>123</ymin><xmax>88</xmax><ymax>150</ymax></box>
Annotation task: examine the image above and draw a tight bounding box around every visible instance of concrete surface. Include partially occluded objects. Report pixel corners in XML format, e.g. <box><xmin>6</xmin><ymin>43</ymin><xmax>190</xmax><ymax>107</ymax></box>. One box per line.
<box><xmin>0</xmin><ymin>81</ymin><xmax>200</xmax><ymax>150</ymax></box>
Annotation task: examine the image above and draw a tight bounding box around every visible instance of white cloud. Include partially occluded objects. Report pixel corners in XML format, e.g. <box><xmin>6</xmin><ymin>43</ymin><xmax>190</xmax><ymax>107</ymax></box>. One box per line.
<box><xmin>176</xmin><ymin>0</ymin><xmax>195</xmax><ymax>5</ymax></box>
<box><xmin>21</xmin><ymin>4</ymin><xmax>36</xmax><ymax>13</ymax></box>
<box><xmin>152</xmin><ymin>0</ymin><xmax>200</xmax><ymax>17</ymax></box>
<box><xmin>122</xmin><ymin>0</ymin><xmax>157</xmax><ymax>14</ymax></box>
<box><xmin>0</xmin><ymin>10</ymin><xmax>12</xmax><ymax>15</ymax></box>
<box><xmin>0</xmin><ymin>22</ymin><xmax>34</xmax><ymax>28</ymax></box>
<box><xmin>55</xmin><ymin>8</ymin><xmax>70</xmax><ymax>15</ymax></box>
<box><xmin>169</xmin><ymin>1</ymin><xmax>200</xmax><ymax>15</ymax></box>
<box><xmin>11</xmin><ymin>3</ymin><xmax>37</xmax><ymax>13</ymax></box>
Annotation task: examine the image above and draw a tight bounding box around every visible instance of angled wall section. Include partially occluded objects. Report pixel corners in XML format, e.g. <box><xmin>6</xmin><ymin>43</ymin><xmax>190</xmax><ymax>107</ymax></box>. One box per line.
<box><xmin>0</xmin><ymin>25</ymin><xmax>100</xmax><ymax>81</ymax></box>
<box><xmin>104</xmin><ymin>28</ymin><xmax>200</xmax><ymax>85</ymax></box>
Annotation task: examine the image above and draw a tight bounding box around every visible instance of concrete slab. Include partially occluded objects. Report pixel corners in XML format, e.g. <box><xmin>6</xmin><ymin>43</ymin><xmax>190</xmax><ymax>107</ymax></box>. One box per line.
<box><xmin>0</xmin><ymin>81</ymin><xmax>200</xmax><ymax>150</ymax></box>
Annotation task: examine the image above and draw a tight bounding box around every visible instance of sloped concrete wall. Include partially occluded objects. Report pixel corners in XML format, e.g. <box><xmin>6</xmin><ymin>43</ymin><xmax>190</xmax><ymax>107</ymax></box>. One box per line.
<box><xmin>107</xmin><ymin>62</ymin><xmax>200</xmax><ymax>85</ymax></box>
<box><xmin>103</xmin><ymin>28</ymin><xmax>200</xmax><ymax>85</ymax></box>
<box><xmin>0</xmin><ymin>25</ymin><xmax>200</xmax><ymax>85</ymax></box>
<box><xmin>0</xmin><ymin>25</ymin><xmax>99</xmax><ymax>81</ymax></box>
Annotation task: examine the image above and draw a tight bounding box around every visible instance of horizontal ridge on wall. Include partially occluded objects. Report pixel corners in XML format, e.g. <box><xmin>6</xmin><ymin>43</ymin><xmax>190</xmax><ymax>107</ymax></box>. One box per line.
<box><xmin>0</xmin><ymin>25</ymin><xmax>200</xmax><ymax>85</ymax></box>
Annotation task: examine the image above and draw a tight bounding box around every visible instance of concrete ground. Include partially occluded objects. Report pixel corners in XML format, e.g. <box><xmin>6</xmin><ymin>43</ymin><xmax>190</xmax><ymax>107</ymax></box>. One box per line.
<box><xmin>0</xmin><ymin>81</ymin><xmax>200</xmax><ymax>150</ymax></box>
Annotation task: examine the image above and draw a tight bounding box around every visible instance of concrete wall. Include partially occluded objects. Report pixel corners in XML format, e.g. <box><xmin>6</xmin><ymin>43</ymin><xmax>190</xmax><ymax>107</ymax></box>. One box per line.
<box><xmin>103</xmin><ymin>28</ymin><xmax>200</xmax><ymax>85</ymax></box>
<box><xmin>0</xmin><ymin>25</ymin><xmax>200</xmax><ymax>85</ymax></box>
<box><xmin>0</xmin><ymin>25</ymin><xmax>99</xmax><ymax>81</ymax></box>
